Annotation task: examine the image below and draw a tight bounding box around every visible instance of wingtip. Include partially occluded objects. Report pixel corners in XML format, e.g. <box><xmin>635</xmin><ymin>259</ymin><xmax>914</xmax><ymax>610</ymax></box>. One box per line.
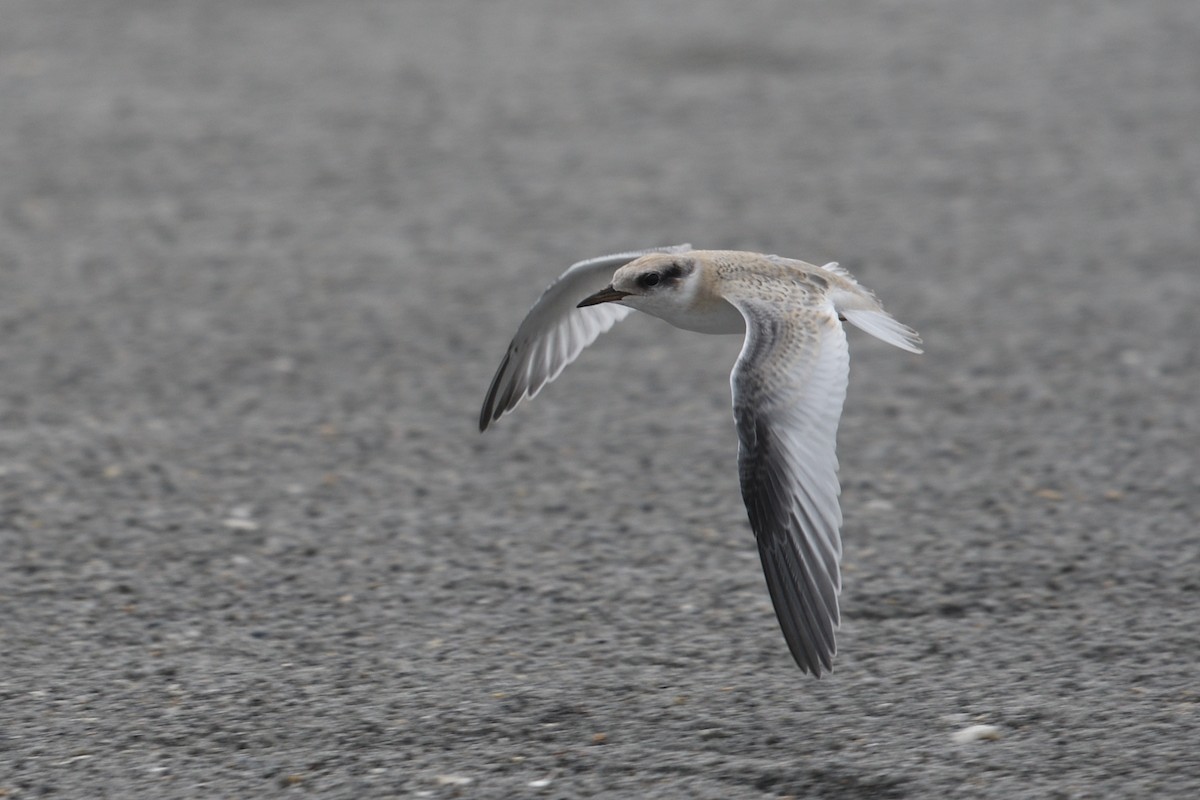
<box><xmin>478</xmin><ymin>396</ymin><xmax>494</xmax><ymax>432</ymax></box>
<box><xmin>789</xmin><ymin>649</ymin><xmax>833</xmax><ymax>678</ymax></box>
<box><xmin>478</xmin><ymin>399</ymin><xmax>502</xmax><ymax>432</ymax></box>
<box><xmin>799</xmin><ymin>644</ymin><xmax>836</xmax><ymax>677</ymax></box>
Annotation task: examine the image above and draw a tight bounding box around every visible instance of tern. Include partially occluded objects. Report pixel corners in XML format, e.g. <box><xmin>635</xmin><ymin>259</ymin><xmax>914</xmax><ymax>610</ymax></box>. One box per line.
<box><xmin>480</xmin><ymin>245</ymin><xmax>921</xmax><ymax>675</ymax></box>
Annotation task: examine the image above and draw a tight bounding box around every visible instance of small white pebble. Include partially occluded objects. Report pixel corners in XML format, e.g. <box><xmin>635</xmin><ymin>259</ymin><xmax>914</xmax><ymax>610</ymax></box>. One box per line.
<box><xmin>434</xmin><ymin>775</ymin><xmax>473</xmax><ymax>786</ymax></box>
<box><xmin>1119</xmin><ymin>349</ymin><xmax>1144</xmax><ymax>367</ymax></box>
<box><xmin>528</xmin><ymin>778</ymin><xmax>552</xmax><ymax>788</ymax></box>
<box><xmin>952</xmin><ymin>724</ymin><xmax>1001</xmax><ymax>744</ymax></box>
<box><xmin>222</xmin><ymin>518</ymin><xmax>260</xmax><ymax>531</ymax></box>
<box><xmin>271</xmin><ymin>356</ymin><xmax>297</xmax><ymax>373</ymax></box>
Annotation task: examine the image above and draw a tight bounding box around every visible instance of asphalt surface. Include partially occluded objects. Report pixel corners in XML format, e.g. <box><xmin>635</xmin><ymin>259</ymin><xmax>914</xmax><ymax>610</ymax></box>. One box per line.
<box><xmin>2</xmin><ymin>1</ymin><xmax>1198</xmax><ymax>797</ymax></box>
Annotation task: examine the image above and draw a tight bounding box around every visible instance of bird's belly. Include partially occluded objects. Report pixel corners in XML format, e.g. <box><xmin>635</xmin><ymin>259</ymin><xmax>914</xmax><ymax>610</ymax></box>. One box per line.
<box><xmin>653</xmin><ymin>298</ymin><xmax>746</xmax><ymax>335</ymax></box>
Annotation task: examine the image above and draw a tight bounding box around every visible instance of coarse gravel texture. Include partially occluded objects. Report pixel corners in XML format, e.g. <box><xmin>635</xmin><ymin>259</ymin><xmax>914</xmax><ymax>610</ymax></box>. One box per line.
<box><xmin>1</xmin><ymin>1</ymin><xmax>1198</xmax><ymax>798</ymax></box>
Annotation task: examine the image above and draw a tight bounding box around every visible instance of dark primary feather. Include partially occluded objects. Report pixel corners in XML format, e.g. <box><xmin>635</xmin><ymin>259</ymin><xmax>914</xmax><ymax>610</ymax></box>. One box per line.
<box><xmin>729</xmin><ymin>294</ymin><xmax>849</xmax><ymax>676</ymax></box>
<box><xmin>737</xmin><ymin>407</ymin><xmax>839</xmax><ymax>674</ymax></box>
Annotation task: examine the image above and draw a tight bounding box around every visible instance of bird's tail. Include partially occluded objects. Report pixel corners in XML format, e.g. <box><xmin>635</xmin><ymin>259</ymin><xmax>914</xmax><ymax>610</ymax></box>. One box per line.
<box><xmin>840</xmin><ymin>309</ymin><xmax>923</xmax><ymax>353</ymax></box>
<box><xmin>823</xmin><ymin>264</ymin><xmax>923</xmax><ymax>354</ymax></box>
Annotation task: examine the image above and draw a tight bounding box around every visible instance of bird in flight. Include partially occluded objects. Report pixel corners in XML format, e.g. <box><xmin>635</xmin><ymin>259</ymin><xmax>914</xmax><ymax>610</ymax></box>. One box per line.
<box><xmin>480</xmin><ymin>245</ymin><xmax>921</xmax><ymax>676</ymax></box>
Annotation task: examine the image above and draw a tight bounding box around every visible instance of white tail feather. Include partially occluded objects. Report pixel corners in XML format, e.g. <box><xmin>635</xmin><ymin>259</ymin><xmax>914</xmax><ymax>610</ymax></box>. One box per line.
<box><xmin>841</xmin><ymin>309</ymin><xmax>923</xmax><ymax>353</ymax></box>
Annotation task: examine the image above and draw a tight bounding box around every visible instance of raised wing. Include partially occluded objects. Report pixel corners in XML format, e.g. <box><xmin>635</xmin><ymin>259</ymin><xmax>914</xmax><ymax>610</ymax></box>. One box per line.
<box><xmin>728</xmin><ymin>295</ymin><xmax>850</xmax><ymax>676</ymax></box>
<box><xmin>479</xmin><ymin>245</ymin><xmax>692</xmax><ymax>431</ymax></box>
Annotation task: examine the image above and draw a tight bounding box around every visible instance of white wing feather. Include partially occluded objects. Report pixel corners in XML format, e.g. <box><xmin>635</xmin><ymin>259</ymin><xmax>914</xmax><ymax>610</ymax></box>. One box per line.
<box><xmin>479</xmin><ymin>245</ymin><xmax>692</xmax><ymax>430</ymax></box>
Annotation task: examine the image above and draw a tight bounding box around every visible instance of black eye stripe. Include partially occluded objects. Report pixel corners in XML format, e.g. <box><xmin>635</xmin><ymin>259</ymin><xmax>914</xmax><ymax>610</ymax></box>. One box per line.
<box><xmin>639</xmin><ymin>263</ymin><xmax>686</xmax><ymax>289</ymax></box>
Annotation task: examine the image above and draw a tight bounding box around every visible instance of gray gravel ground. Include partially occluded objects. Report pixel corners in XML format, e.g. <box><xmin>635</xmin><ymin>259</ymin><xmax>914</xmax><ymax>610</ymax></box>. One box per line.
<box><xmin>2</xmin><ymin>1</ymin><xmax>1198</xmax><ymax>797</ymax></box>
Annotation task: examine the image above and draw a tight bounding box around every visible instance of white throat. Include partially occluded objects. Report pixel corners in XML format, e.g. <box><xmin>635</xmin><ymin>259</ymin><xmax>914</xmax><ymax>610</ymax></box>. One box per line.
<box><xmin>624</xmin><ymin>277</ymin><xmax>745</xmax><ymax>334</ymax></box>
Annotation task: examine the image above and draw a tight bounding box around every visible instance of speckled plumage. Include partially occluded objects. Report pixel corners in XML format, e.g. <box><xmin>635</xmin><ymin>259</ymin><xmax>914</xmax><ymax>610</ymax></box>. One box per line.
<box><xmin>480</xmin><ymin>246</ymin><xmax>921</xmax><ymax>676</ymax></box>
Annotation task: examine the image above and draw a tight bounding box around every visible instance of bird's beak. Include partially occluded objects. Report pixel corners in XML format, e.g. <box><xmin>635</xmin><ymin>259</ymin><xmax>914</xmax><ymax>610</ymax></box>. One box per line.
<box><xmin>577</xmin><ymin>285</ymin><xmax>631</xmax><ymax>308</ymax></box>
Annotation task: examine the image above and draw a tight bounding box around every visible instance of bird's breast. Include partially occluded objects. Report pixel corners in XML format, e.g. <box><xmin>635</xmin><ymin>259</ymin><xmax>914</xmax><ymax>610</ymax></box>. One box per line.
<box><xmin>649</xmin><ymin>296</ymin><xmax>746</xmax><ymax>334</ymax></box>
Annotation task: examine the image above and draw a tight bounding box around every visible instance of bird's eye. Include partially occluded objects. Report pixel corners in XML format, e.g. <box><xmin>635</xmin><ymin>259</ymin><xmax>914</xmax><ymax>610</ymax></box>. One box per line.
<box><xmin>639</xmin><ymin>272</ymin><xmax>661</xmax><ymax>288</ymax></box>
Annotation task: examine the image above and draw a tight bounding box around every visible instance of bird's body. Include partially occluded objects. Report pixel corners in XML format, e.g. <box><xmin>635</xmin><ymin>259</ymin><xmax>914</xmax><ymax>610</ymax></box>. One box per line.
<box><xmin>480</xmin><ymin>246</ymin><xmax>921</xmax><ymax>676</ymax></box>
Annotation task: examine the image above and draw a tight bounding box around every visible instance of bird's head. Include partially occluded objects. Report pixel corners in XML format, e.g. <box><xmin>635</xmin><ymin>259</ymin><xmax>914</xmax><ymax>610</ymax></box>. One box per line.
<box><xmin>576</xmin><ymin>253</ymin><xmax>700</xmax><ymax>313</ymax></box>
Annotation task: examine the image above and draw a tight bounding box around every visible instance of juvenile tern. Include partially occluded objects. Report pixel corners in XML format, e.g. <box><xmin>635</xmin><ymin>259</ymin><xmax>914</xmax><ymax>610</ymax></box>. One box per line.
<box><xmin>480</xmin><ymin>245</ymin><xmax>921</xmax><ymax>676</ymax></box>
